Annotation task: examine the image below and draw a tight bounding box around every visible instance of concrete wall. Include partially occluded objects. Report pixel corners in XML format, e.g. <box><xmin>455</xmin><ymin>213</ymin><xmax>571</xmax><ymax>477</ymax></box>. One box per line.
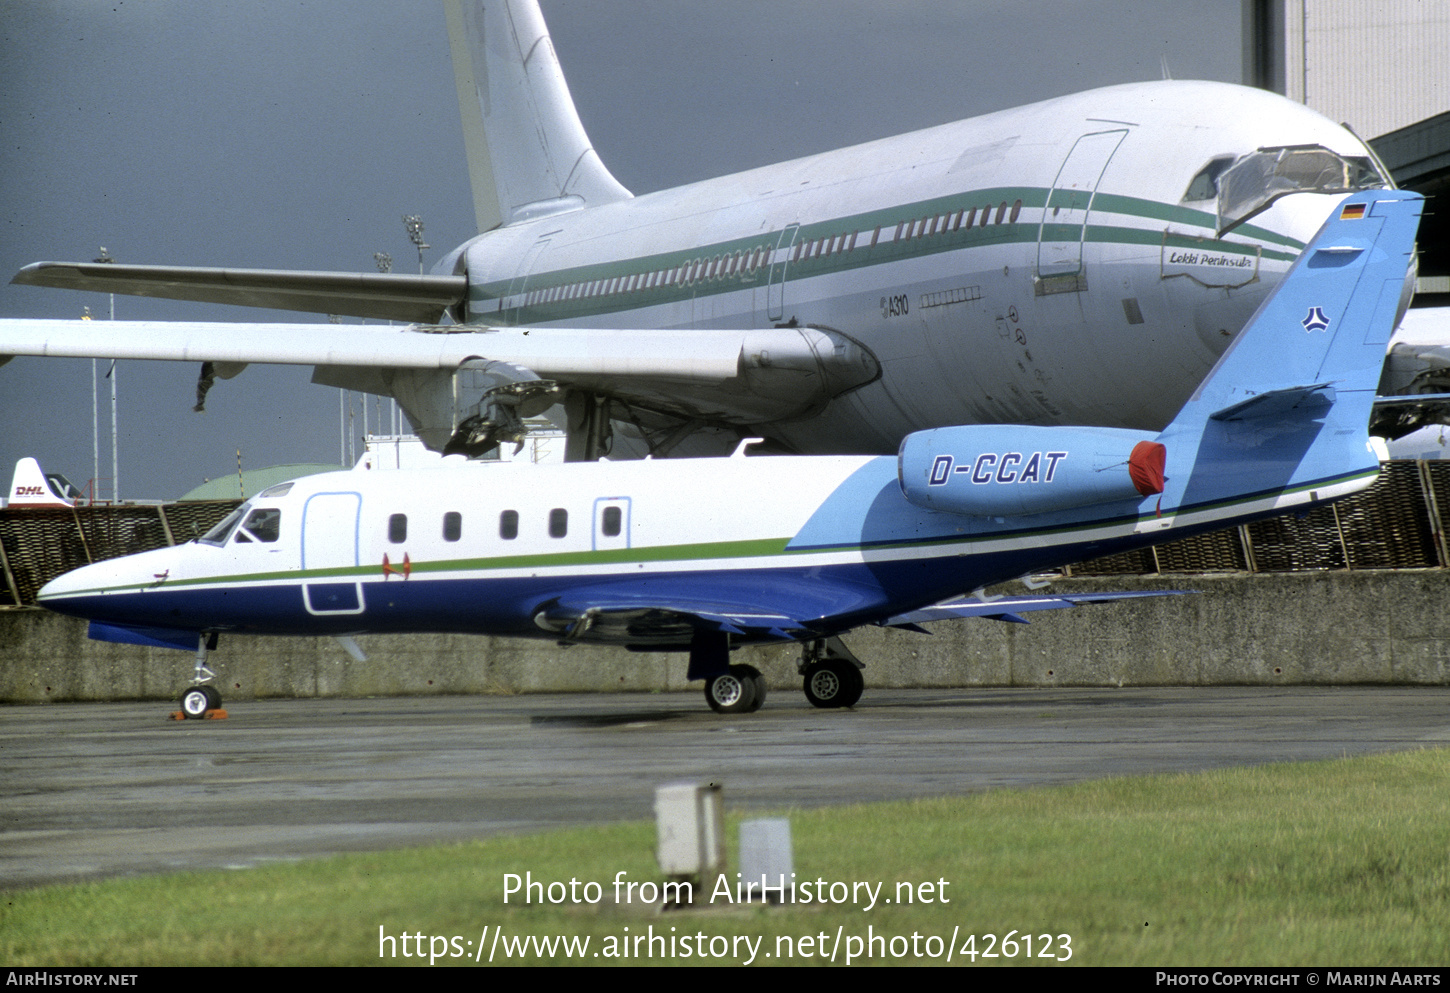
<box><xmin>5</xmin><ymin>571</ymin><xmax>1450</xmax><ymax>703</ymax></box>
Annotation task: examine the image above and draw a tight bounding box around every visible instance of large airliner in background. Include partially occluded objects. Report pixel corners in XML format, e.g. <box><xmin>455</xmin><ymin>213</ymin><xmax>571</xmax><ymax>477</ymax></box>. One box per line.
<box><xmin>0</xmin><ymin>0</ymin><xmax>1425</xmax><ymax>462</ymax></box>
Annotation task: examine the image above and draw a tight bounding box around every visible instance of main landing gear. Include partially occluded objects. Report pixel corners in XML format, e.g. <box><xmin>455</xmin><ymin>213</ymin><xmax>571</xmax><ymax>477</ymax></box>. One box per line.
<box><xmin>798</xmin><ymin>637</ymin><xmax>865</xmax><ymax>709</ymax></box>
<box><xmin>691</xmin><ymin>630</ymin><xmax>769</xmax><ymax>714</ymax></box>
<box><xmin>177</xmin><ymin>633</ymin><xmax>226</xmax><ymax>720</ymax></box>
<box><xmin>691</xmin><ymin>630</ymin><xmax>866</xmax><ymax>713</ymax></box>
<box><xmin>703</xmin><ymin>664</ymin><xmax>768</xmax><ymax>715</ymax></box>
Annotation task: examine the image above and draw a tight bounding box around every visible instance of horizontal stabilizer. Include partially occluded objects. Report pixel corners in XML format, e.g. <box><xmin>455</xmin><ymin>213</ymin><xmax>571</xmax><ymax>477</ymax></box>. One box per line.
<box><xmin>12</xmin><ymin>262</ymin><xmax>466</xmax><ymax>323</ymax></box>
<box><xmin>1209</xmin><ymin>383</ymin><xmax>1335</xmax><ymax>422</ymax></box>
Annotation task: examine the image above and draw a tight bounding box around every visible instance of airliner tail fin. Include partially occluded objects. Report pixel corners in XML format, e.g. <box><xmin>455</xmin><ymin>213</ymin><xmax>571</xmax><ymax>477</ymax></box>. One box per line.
<box><xmin>445</xmin><ymin>0</ymin><xmax>632</xmax><ymax>231</ymax></box>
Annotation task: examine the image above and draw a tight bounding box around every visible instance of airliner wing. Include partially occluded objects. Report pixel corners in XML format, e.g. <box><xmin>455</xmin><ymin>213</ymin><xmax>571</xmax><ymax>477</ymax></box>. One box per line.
<box><xmin>0</xmin><ymin>320</ymin><xmax>742</xmax><ymax>378</ymax></box>
<box><xmin>13</xmin><ymin>262</ymin><xmax>466</xmax><ymax>324</ymax></box>
<box><xmin>0</xmin><ymin>318</ymin><xmax>879</xmax><ymax>432</ymax></box>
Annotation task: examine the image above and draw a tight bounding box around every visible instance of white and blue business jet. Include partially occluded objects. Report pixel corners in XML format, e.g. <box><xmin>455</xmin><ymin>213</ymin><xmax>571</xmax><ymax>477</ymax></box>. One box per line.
<box><xmin>38</xmin><ymin>190</ymin><xmax>1425</xmax><ymax>716</ymax></box>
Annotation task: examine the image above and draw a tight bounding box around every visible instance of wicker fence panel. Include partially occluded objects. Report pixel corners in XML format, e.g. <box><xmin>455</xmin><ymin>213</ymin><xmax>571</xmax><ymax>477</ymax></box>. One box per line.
<box><xmin>0</xmin><ymin>501</ymin><xmax>239</xmax><ymax>607</ymax></box>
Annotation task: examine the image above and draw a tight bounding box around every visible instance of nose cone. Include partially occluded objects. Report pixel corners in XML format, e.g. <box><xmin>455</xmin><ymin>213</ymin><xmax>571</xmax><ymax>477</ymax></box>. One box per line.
<box><xmin>36</xmin><ymin>547</ymin><xmax>180</xmax><ymax>621</ymax></box>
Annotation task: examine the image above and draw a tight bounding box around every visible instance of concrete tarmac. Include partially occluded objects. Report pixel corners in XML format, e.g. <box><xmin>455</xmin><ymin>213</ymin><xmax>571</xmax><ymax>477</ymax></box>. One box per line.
<box><xmin>4</xmin><ymin>687</ymin><xmax>1450</xmax><ymax>889</ymax></box>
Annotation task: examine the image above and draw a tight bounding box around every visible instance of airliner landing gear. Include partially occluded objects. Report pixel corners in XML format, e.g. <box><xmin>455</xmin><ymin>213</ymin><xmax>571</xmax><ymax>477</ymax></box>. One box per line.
<box><xmin>704</xmin><ymin>664</ymin><xmax>766</xmax><ymax>714</ymax></box>
<box><xmin>799</xmin><ymin>637</ymin><xmax>864</xmax><ymax>709</ymax></box>
<box><xmin>179</xmin><ymin>632</ymin><xmax>224</xmax><ymax>719</ymax></box>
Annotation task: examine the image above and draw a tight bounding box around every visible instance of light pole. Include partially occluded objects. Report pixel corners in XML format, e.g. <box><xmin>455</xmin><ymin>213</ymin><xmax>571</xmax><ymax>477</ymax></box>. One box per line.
<box><xmin>82</xmin><ymin>306</ymin><xmax>97</xmax><ymax>501</ymax></box>
<box><xmin>402</xmin><ymin>215</ymin><xmax>429</xmax><ymax>275</ymax></box>
<box><xmin>374</xmin><ymin>251</ymin><xmax>399</xmax><ymax>434</ymax></box>
<box><xmin>94</xmin><ymin>247</ymin><xmax>118</xmax><ymax>501</ymax></box>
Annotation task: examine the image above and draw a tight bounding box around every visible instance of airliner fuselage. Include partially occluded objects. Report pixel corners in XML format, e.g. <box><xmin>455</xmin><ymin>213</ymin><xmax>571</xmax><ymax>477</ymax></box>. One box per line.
<box><xmin>441</xmin><ymin>80</ymin><xmax>1385</xmax><ymax>453</ymax></box>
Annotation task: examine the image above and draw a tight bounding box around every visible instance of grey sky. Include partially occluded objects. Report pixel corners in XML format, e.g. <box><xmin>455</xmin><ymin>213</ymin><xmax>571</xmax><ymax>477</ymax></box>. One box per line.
<box><xmin>0</xmin><ymin>0</ymin><xmax>1240</xmax><ymax>500</ymax></box>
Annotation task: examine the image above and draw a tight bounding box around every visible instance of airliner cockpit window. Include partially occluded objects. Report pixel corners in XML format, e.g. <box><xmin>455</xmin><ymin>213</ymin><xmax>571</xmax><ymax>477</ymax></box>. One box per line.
<box><xmin>200</xmin><ymin>506</ymin><xmax>246</xmax><ymax>546</ymax></box>
<box><xmin>1214</xmin><ymin>145</ymin><xmax>1389</xmax><ymax>236</ymax></box>
<box><xmin>1182</xmin><ymin>156</ymin><xmax>1235</xmax><ymax>202</ymax></box>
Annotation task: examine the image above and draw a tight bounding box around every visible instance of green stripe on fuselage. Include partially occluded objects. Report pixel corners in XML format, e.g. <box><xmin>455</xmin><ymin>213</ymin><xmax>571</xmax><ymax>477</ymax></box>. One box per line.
<box><xmin>469</xmin><ymin>187</ymin><xmax>1305</xmax><ymax>324</ymax></box>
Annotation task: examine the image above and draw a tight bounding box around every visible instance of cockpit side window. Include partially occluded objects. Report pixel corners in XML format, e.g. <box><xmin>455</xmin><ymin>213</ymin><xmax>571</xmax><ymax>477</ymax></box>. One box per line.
<box><xmin>1183</xmin><ymin>156</ymin><xmax>1236</xmax><ymax>202</ymax></box>
<box><xmin>240</xmin><ymin>508</ymin><xmax>281</xmax><ymax>543</ymax></box>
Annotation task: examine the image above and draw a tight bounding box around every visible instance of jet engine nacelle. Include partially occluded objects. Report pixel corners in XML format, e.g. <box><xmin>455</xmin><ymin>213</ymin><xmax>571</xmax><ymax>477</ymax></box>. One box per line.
<box><xmin>897</xmin><ymin>425</ymin><xmax>1166</xmax><ymax>518</ymax></box>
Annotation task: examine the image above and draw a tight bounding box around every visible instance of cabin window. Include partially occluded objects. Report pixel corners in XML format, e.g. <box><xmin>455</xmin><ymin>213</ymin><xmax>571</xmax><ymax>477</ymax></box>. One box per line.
<box><xmin>388</xmin><ymin>514</ymin><xmax>407</xmax><ymax>544</ymax></box>
<box><xmin>549</xmin><ymin>508</ymin><xmax>568</xmax><ymax>538</ymax></box>
<box><xmin>979</xmin><ymin>207</ymin><xmax>991</xmax><ymax>227</ymax></box>
<box><xmin>443</xmin><ymin>512</ymin><xmax>462</xmax><ymax>542</ymax></box>
<box><xmin>499</xmin><ymin>510</ymin><xmax>519</xmax><ymax>540</ymax></box>
<box><xmin>601</xmin><ymin>505</ymin><xmax>622</xmax><ymax>537</ymax></box>
<box><xmin>1010</xmin><ymin>199</ymin><xmax>1022</xmax><ymax>222</ymax></box>
<box><xmin>996</xmin><ymin>201</ymin><xmax>1008</xmax><ymax>224</ymax></box>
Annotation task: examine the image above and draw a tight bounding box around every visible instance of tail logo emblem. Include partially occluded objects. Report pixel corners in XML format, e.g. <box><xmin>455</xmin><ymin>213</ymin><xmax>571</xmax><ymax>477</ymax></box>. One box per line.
<box><xmin>1302</xmin><ymin>306</ymin><xmax>1330</xmax><ymax>334</ymax></box>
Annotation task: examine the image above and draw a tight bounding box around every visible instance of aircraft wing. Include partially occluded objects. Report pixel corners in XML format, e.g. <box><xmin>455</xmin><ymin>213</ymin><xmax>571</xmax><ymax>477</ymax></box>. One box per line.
<box><xmin>0</xmin><ymin>318</ymin><xmax>879</xmax><ymax>433</ymax></box>
<box><xmin>534</xmin><ymin>594</ymin><xmax>814</xmax><ymax>645</ymax></box>
<box><xmin>13</xmin><ymin>262</ymin><xmax>467</xmax><ymax>324</ymax></box>
<box><xmin>882</xmin><ymin>589</ymin><xmax>1194</xmax><ymax>627</ymax></box>
<box><xmin>0</xmin><ymin>319</ymin><xmax>744</xmax><ymax>378</ymax></box>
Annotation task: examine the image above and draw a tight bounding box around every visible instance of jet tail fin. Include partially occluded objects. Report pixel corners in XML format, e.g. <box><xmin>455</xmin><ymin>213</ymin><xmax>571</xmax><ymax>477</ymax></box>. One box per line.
<box><xmin>1159</xmin><ymin>190</ymin><xmax>1423</xmax><ymax>509</ymax></box>
<box><xmin>444</xmin><ymin>0</ymin><xmax>632</xmax><ymax>231</ymax></box>
<box><xmin>1173</xmin><ymin>191</ymin><xmax>1421</xmax><ymax>433</ymax></box>
<box><xmin>6</xmin><ymin>457</ymin><xmax>81</xmax><ymax>509</ymax></box>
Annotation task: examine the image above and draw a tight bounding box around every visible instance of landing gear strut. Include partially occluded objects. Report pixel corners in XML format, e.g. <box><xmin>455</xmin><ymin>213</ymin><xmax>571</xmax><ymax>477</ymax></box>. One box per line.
<box><xmin>799</xmin><ymin>637</ymin><xmax>864</xmax><ymax>709</ymax></box>
<box><xmin>179</xmin><ymin>632</ymin><xmax>223</xmax><ymax>719</ymax></box>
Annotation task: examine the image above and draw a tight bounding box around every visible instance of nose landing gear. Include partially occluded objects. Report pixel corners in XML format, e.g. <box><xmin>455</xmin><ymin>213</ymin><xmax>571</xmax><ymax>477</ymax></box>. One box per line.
<box><xmin>175</xmin><ymin>632</ymin><xmax>227</xmax><ymax>720</ymax></box>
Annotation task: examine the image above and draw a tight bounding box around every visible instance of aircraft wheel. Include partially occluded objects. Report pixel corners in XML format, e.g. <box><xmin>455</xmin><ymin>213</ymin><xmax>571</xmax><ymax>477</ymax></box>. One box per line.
<box><xmin>180</xmin><ymin>685</ymin><xmax>221</xmax><ymax>719</ymax></box>
<box><xmin>734</xmin><ymin>664</ymin><xmax>767</xmax><ymax>712</ymax></box>
<box><xmin>803</xmin><ymin>659</ymin><xmax>863</xmax><ymax>709</ymax></box>
<box><xmin>704</xmin><ymin>667</ymin><xmax>759</xmax><ymax>714</ymax></box>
